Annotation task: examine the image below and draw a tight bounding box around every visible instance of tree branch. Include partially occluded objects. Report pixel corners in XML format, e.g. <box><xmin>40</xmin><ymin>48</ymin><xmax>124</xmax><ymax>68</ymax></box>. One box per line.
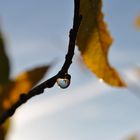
<box><xmin>0</xmin><ymin>0</ymin><xmax>82</xmax><ymax>125</ymax></box>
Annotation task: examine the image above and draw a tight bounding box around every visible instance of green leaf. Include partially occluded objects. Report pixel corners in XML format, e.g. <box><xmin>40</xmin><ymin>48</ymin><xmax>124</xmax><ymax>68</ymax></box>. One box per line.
<box><xmin>0</xmin><ymin>29</ymin><xmax>10</xmax><ymax>84</ymax></box>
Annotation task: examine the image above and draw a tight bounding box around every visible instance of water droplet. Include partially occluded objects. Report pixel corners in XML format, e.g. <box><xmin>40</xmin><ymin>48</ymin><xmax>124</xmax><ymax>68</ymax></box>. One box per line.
<box><xmin>57</xmin><ymin>78</ymin><xmax>70</xmax><ymax>89</ymax></box>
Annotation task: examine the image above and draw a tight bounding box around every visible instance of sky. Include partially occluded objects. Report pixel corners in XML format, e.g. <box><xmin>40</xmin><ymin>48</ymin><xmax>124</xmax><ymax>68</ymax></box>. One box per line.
<box><xmin>0</xmin><ymin>0</ymin><xmax>140</xmax><ymax>140</ymax></box>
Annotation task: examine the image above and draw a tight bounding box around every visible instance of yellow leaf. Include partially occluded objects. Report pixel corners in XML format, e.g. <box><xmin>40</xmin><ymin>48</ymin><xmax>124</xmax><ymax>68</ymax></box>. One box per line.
<box><xmin>76</xmin><ymin>0</ymin><xmax>125</xmax><ymax>87</ymax></box>
<box><xmin>126</xmin><ymin>134</ymin><xmax>138</xmax><ymax>140</ymax></box>
<box><xmin>0</xmin><ymin>119</ymin><xmax>10</xmax><ymax>140</ymax></box>
<box><xmin>135</xmin><ymin>15</ymin><xmax>140</xmax><ymax>29</ymax></box>
<box><xmin>2</xmin><ymin>66</ymin><xmax>49</xmax><ymax>110</ymax></box>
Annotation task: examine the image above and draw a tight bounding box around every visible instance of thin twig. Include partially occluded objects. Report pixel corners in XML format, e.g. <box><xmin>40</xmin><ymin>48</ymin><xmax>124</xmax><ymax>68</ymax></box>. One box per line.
<box><xmin>0</xmin><ymin>0</ymin><xmax>81</xmax><ymax>125</ymax></box>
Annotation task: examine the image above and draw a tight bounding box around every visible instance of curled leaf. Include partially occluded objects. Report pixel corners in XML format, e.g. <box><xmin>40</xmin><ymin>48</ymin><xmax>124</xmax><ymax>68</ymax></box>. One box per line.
<box><xmin>76</xmin><ymin>0</ymin><xmax>125</xmax><ymax>87</ymax></box>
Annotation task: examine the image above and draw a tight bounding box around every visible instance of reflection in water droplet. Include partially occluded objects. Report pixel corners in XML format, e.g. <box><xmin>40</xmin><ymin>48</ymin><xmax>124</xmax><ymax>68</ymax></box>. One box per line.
<box><xmin>57</xmin><ymin>78</ymin><xmax>70</xmax><ymax>89</ymax></box>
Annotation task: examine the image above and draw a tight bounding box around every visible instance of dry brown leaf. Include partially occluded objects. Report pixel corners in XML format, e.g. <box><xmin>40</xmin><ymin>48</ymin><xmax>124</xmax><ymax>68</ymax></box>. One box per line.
<box><xmin>0</xmin><ymin>29</ymin><xmax>10</xmax><ymax>84</ymax></box>
<box><xmin>76</xmin><ymin>0</ymin><xmax>125</xmax><ymax>87</ymax></box>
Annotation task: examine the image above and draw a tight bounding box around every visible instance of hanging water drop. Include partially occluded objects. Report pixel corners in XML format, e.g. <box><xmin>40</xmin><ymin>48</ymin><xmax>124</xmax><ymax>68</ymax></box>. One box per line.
<box><xmin>57</xmin><ymin>78</ymin><xmax>70</xmax><ymax>89</ymax></box>
<box><xmin>56</xmin><ymin>73</ymin><xmax>71</xmax><ymax>89</ymax></box>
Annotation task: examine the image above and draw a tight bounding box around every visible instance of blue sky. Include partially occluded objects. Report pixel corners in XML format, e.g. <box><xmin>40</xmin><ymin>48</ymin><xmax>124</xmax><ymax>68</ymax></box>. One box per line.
<box><xmin>0</xmin><ymin>0</ymin><xmax>140</xmax><ymax>140</ymax></box>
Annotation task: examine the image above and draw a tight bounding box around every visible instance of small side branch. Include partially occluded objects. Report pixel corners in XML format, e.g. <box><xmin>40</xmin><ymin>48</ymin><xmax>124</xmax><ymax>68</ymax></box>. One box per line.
<box><xmin>0</xmin><ymin>0</ymin><xmax>81</xmax><ymax>125</ymax></box>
